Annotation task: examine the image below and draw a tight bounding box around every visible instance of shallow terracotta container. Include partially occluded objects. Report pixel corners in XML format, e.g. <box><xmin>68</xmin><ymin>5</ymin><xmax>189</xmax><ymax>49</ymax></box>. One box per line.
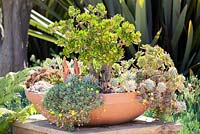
<box><xmin>25</xmin><ymin>91</ymin><xmax>147</xmax><ymax>125</ymax></box>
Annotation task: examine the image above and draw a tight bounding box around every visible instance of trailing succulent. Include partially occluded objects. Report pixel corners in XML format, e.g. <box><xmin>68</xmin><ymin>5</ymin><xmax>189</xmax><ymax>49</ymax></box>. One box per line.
<box><xmin>42</xmin><ymin>74</ymin><xmax>103</xmax><ymax>130</ymax></box>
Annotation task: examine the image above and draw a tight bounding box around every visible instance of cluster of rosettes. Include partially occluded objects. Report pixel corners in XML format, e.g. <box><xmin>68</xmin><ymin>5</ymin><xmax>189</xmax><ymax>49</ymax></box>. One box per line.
<box><xmin>110</xmin><ymin>70</ymin><xmax>138</xmax><ymax>93</ymax></box>
<box><xmin>110</xmin><ymin>45</ymin><xmax>186</xmax><ymax>118</ymax></box>
<box><xmin>135</xmin><ymin>66</ymin><xmax>185</xmax><ymax>117</ymax></box>
<box><xmin>111</xmin><ymin>65</ymin><xmax>185</xmax><ymax>116</ymax></box>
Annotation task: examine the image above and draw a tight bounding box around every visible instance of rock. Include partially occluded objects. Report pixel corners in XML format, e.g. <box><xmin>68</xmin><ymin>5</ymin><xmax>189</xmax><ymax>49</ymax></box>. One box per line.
<box><xmin>27</xmin><ymin>81</ymin><xmax>53</xmax><ymax>93</ymax></box>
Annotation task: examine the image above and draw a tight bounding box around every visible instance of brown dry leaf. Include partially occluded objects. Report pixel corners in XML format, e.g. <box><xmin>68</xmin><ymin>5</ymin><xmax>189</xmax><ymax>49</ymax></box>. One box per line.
<box><xmin>74</xmin><ymin>58</ymin><xmax>80</xmax><ymax>75</ymax></box>
<box><xmin>62</xmin><ymin>57</ymin><xmax>71</xmax><ymax>81</ymax></box>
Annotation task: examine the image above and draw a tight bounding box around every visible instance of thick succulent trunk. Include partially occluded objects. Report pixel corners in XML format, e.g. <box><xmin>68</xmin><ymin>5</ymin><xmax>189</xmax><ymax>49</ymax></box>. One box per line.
<box><xmin>89</xmin><ymin>63</ymin><xmax>112</xmax><ymax>91</ymax></box>
<box><xmin>89</xmin><ymin>63</ymin><xmax>99</xmax><ymax>79</ymax></box>
<box><xmin>0</xmin><ymin>0</ymin><xmax>32</xmax><ymax>76</ymax></box>
<box><xmin>100</xmin><ymin>64</ymin><xmax>112</xmax><ymax>91</ymax></box>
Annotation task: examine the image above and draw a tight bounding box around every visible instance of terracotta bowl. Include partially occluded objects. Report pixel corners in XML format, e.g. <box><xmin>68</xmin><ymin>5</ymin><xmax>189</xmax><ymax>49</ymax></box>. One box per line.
<box><xmin>25</xmin><ymin>91</ymin><xmax>147</xmax><ymax>125</ymax></box>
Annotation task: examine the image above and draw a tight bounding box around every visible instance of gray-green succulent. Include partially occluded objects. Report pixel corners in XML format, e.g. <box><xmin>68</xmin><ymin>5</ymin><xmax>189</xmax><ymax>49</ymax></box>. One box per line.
<box><xmin>42</xmin><ymin>74</ymin><xmax>103</xmax><ymax>130</ymax></box>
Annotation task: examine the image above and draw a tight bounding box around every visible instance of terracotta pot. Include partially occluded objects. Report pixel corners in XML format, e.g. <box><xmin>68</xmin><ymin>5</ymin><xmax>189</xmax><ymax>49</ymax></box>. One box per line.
<box><xmin>25</xmin><ymin>91</ymin><xmax>147</xmax><ymax>125</ymax></box>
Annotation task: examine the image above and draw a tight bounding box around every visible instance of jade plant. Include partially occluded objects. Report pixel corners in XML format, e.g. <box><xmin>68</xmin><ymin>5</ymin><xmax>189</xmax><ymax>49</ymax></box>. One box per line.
<box><xmin>49</xmin><ymin>3</ymin><xmax>141</xmax><ymax>91</ymax></box>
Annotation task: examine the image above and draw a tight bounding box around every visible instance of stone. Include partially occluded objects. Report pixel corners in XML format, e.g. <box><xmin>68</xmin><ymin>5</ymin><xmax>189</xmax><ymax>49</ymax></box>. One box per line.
<box><xmin>27</xmin><ymin>81</ymin><xmax>53</xmax><ymax>93</ymax></box>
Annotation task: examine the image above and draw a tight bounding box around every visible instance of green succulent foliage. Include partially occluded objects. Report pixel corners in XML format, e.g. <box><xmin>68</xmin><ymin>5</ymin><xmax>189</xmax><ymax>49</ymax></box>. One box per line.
<box><xmin>0</xmin><ymin>67</ymin><xmax>38</xmax><ymax>109</ymax></box>
<box><xmin>49</xmin><ymin>3</ymin><xmax>141</xmax><ymax>69</ymax></box>
<box><xmin>112</xmin><ymin>58</ymin><xmax>135</xmax><ymax>77</ymax></box>
<box><xmin>111</xmin><ymin>59</ymin><xmax>138</xmax><ymax>93</ymax></box>
<box><xmin>0</xmin><ymin>108</ymin><xmax>15</xmax><ymax>134</ymax></box>
<box><xmin>30</xmin><ymin>0</ymin><xmax>200</xmax><ymax>76</ymax></box>
<box><xmin>42</xmin><ymin>56</ymin><xmax>63</xmax><ymax>70</ymax></box>
<box><xmin>134</xmin><ymin>45</ymin><xmax>185</xmax><ymax>118</ymax></box>
<box><xmin>135</xmin><ymin>45</ymin><xmax>174</xmax><ymax>71</ymax></box>
<box><xmin>172</xmin><ymin>76</ymin><xmax>200</xmax><ymax>133</ymax></box>
<box><xmin>0</xmin><ymin>105</ymin><xmax>37</xmax><ymax>134</ymax></box>
<box><xmin>43</xmin><ymin>74</ymin><xmax>103</xmax><ymax>130</ymax></box>
<box><xmin>30</xmin><ymin>55</ymin><xmax>63</xmax><ymax>69</ymax></box>
<box><xmin>82</xmin><ymin>74</ymin><xmax>99</xmax><ymax>84</ymax></box>
<box><xmin>0</xmin><ymin>68</ymin><xmax>38</xmax><ymax>133</ymax></box>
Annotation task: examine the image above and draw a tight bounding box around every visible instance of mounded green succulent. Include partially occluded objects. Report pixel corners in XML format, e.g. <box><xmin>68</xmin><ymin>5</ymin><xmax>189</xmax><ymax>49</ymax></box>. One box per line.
<box><xmin>42</xmin><ymin>74</ymin><xmax>103</xmax><ymax>130</ymax></box>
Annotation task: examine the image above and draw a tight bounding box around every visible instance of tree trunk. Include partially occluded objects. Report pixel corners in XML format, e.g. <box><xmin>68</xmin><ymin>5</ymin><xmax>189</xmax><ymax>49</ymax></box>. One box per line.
<box><xmin>101</xmin><ymin>64</ymin><xmax>112</xmax><ymax>91</ymax></box>
<box><xmin>0</xmin><ymin>0</ymin><xmax>32</xmax><ymax>76</ymax></box>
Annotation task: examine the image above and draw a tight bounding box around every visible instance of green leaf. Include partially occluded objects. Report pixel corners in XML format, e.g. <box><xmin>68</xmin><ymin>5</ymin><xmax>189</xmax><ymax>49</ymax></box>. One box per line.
<box><xmin>105</xmin><ymin>0</ymin><xmax>116</xmax><ymax>17</ymax></box>
<box><xmin>186</xmin><ymin>52</ymin><xmax>196</xmax><ymax>72</ymax></box>
<box><xmin>0</xmin><ymin>105</ymin><xmax>37</xmax><ymax>134</ymax></box>
<box><xmin>135</xmin><ymin>0</ymin><xmax>149</xmax><ymax>43</ymax></box>
<box><xmin>29</xmin><ymin>19</ymin><xmax>50</xmax><ymax>34</ymax></box>
<box><xmin>56</xmin><ymin>0</ymin><xmax>73</xmax><ymax>9</ymax></box>
<box><xmin>84</xmin><ymin>0</ymin><xmax>103</xmax><ymax>6</ymax></box>
<box><xmin>120</xmin><ymin>0</ymin><xmax>135</xmax><ymax>23</ymax></box>
<box><xmin>180</xmin><ymin>20</ymin><xmax>193</xmax><ymax>72</ymax></box>
<box><xmin>33</xmin><ymin>0</ymin><xmax>62</xmax><ymax>20</ymax></box>
<box><xmin>192</xmin><ymin>24</ymin><xmax>200</xmax><ymax>58</ymax></box>
<box><xmin>162</xmin><ymin>0</ymin><xmax>172</xmax><ymax>30</ymax></box>
<box><xmin>31</xmin><ymin>10</ymin><xmax>53</xmax><ymax>26</ymax></box>
<box><xmin>171</xmin><ymin>5</ymin><xmax>187</xmax><ymax>58</ymax></box>
<box><xmin>172</xmin><ymin>0</ymin><xmax>181</xmax><ymax>33</ymax></box>
<box><xmin>192</xmin><ymin>47</ymin><xmax>200</xmax><ymax>67</ymax></box>
<box><xmin>146</xmin><ymin>0</ymin><xmax>152</xmax><ymax>40</ymax></box>
<box><xmin>105</xmin><ymin>0</ymin><xmax>122</xmax><ymax>16</ymax></box>
<box><xmin>151</xmin><ymin>28</ymin><xmax>162</xmax><ymax>46</ymax></box>
<box><xmin>28</xmin><ymin>29</ymin><xmax>57</xmax><ymax>44</ymax></box>
<box><xmin>196</xmin><ymin>0</ymin><xmax>200</xmax><ymax>21</ymax></box>
<box><xmin>30</xmin><ymin>11</ymin><xmax>64</xmax><ymax>39</ymax></box>
<box><xmin>18</xmin><ymin>104</ymin><xmax>37</xmax><ymax>122</ymax></box>
<box><xmin>0</xmin><ymin>108</ymin><xmax>15</xmax><ymax>116</ymax></box>
<box><xmin>126</xmin><ymin>0</ymin><xmax>136</xmax><ymax>15</ymax></box>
